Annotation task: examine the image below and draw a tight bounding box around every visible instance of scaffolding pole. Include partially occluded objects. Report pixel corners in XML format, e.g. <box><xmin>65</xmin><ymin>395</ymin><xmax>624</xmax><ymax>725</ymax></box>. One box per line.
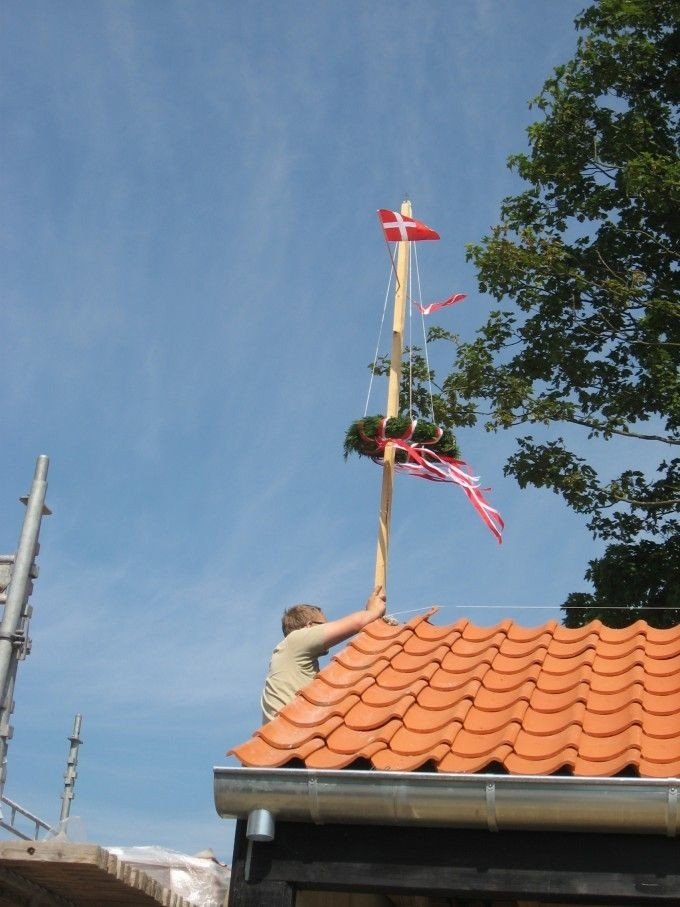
<box><xmin>0</xmin><ymin>455</ymin><xmax>50</xmax><ymax>801</ymax></box>
<box><xmin>59</xmin><ymin>714</ymin><xmax>83</xmax><ymax>824</ymax></box>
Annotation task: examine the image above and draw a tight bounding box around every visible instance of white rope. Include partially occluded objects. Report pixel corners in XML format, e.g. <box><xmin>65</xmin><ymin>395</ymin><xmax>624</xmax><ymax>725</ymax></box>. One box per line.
<box><xmin>408</xmin><ymin>243</ymin><xmax>413</xmax><ymax>416</ymax></box>
<box><xmin>364</xmin><ymin>260</ymin><xmax>395</xmax><ymax>417</ymax></box>
<box><xmin>386</xmin><ymin>603</ymin><xmax>666</xmax><ymax>619</ymax></box>
<box><xmin>413</xmin><ymin>244</ymin><xmax>436</xmax><ymax>422</ymax></box>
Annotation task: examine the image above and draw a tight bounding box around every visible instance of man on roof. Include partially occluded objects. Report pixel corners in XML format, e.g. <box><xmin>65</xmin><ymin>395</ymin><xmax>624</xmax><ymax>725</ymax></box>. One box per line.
<box><xmin>261</xmin><ymin>585</ymin><xmax>387</xmax><ymax>722</ymax></box>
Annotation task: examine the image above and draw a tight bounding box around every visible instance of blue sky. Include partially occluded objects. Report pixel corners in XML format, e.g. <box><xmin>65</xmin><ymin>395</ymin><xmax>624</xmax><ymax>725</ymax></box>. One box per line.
<box><xmin>0</xmin><ymin>0</ymin><xmax>601</xmax><ymax>862</ymax></box>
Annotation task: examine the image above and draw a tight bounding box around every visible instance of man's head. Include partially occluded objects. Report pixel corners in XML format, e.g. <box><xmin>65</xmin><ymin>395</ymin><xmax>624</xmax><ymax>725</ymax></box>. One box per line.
<box><xmin>282</xmin><ymin>604</ymin><xmax>327</xmax><ymax>636</ymax></box>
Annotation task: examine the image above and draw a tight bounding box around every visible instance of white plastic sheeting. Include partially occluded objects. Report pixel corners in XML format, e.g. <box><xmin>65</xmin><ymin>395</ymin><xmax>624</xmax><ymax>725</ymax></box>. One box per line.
<box><xmin>108</xmin><ymin>845</ymin><xmax>230</xmax><ymax>907</ymax></box>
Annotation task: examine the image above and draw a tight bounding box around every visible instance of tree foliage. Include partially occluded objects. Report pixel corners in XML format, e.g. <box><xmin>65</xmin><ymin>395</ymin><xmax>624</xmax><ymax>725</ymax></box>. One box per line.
<box><xmin>562</xmin><ymin>535</ymin><xmax>680</xmax><ymax>629</ymax></box>
<box><xmin>427</xmin><ymin>0</ymin><xmax>679</xmax><ymax>626</ymax></box>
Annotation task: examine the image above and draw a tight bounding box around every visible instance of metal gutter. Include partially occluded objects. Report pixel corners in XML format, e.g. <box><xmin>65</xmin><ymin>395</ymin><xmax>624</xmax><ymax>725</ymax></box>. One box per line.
<box><xmin>214</xmin><ymin>766</ymin><xmax>680</xmax><ymax>837</ymax></box>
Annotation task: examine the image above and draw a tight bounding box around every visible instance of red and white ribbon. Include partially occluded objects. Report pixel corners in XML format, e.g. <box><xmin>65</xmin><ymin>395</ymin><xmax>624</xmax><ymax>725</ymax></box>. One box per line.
<box><xmin>359</xmin><ymin>419</ymin><xmax>504</xmax><ymax>543</ymax></box>
<box><xmin>413</xmin><ymin>293</ymin><xmax>467</xmax><ymax>316</ymax></box>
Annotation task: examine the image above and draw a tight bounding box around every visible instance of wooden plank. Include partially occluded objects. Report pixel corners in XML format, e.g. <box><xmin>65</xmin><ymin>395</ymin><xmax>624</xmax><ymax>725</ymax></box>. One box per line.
<box><xmin>296</xmin><ymin>894</ymin><xmax>393</xmax><ymax>907</ymax></box>
<box><xmin>0</xmin><ymin>842</ymin><xmax>106</xmax><ymax>866</ymax></box>
<box><xmin>247</xmin><ymin>822</ymin><xmax>680</xmax><ymax>904</ymax></box>
<box><xmin>0</xmin><ymin>864</ymin><xmax>76</xmax><ymax>905</ymax></box>
<box><xmin>0</xmin><ymin>842</ymin><xmax>201</xmax><ymax>907</ymax></box>
<box><xmin>387</xmin><ymin>898</ymin><xmax>451</xmax><ymax>907</ymax></box>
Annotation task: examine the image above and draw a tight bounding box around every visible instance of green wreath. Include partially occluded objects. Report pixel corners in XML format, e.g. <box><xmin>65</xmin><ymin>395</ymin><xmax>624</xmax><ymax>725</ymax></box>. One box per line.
<box><xmin>344</xmin><ymin>415</ymin><xmax>460</xmax><ymax>462</ymax></box>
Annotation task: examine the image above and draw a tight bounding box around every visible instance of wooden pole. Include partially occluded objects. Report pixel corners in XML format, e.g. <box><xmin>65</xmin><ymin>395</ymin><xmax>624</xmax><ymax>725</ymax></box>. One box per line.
<box><xmin>373</xmin><ymin>199</ymin><xmax>411</xmax><ymax>590</ymax></box>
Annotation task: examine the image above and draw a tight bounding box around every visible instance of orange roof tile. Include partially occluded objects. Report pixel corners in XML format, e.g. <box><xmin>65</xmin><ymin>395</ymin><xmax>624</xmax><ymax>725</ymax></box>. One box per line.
<box><xmin>230</xmin><ymin>614</ymin><xmax>680</xmax><ymax>778</ymax></box>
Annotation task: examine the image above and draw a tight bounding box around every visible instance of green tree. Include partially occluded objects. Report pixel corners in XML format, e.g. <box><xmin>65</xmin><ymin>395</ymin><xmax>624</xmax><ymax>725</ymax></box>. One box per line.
<box><xmin>438</xmin><ymin>0</ymin><xmax>679</xmax><ymax>627</ymax></box>
<box><xmin>562</xmin><ymin>536</ymin><xmax>680</xmax><ymax>629</ymax></box>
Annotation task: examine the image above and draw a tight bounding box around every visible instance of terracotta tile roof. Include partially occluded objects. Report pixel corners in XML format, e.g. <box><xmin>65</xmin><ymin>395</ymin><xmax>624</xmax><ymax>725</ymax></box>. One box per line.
<box><xmin>230</xmin><ymin>610</ymin><xmax>680</xmax><ymax>777</ymax></box>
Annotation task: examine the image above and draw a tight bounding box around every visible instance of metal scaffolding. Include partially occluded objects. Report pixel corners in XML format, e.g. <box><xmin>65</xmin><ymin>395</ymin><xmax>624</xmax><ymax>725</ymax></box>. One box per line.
<box><xmin>59</xmin><ymin>713</ymin><xmax>83</xmax><ymax>825</ymax></box>
<box><xmin>0</xmin><ymin>456</ymin><xmax>83</xmax><ymax>840</ymax></box>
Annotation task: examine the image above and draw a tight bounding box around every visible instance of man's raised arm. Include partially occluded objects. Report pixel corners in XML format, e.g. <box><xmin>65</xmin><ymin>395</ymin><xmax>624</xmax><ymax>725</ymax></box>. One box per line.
<box><xmin>321</xmin><ymin>585</ymin><xmax>387</xmax><ymax>649</ymax></box>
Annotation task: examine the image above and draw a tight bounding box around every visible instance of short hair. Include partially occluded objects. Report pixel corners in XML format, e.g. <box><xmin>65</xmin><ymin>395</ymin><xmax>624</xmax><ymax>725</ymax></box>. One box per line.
<box><xmin>282</xmin><ymin>604</ymin><xmax>326</xmax><ymax>636</ymax></box>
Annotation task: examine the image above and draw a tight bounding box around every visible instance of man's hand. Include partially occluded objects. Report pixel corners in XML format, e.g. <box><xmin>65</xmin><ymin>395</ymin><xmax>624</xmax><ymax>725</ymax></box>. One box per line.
<box><xmin>365</xmin><ymin>584</ymin><xmax>386</xmax><ymax>618</ymax></box>
<box><xmin>320</xmin><ymin>585</ymin><xmax>387</xmax><ymax>650</ymax></box>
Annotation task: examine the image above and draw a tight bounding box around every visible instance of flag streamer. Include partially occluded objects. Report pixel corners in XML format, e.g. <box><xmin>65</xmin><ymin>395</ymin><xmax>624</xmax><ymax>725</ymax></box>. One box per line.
<box><xmin>414</xmin><ymin>293</ymin><xmax>467</xmax><ymax>315</ymax></box>
<box><xmin>359</xmin><ymin>418</ymin><xmax>504</xmax><ymax>544</ymax></box>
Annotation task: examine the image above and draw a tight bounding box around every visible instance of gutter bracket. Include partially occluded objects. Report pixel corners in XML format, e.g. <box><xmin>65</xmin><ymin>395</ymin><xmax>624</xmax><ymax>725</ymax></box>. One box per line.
<box><xmin>485</xmin><ymin>782</ymin><xmax>498</xmax><ymax>833</ymax></box>
<box><xmin>666</xmin><ymin>785</ymin><xmax>678</xmax><ymax>838</ymax></box>
<box><xmin>308</xmin><ymin>775</ymin><xmax>322</xmax><ymax>825</ymax></box>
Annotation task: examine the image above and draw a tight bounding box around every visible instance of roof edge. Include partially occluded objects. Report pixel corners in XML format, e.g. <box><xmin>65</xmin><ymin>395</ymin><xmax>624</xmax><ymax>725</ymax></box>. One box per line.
<box><xmin>213</xmin><ymin>766</ymin><xmax>680</xmax><ymax>837</ymax></box>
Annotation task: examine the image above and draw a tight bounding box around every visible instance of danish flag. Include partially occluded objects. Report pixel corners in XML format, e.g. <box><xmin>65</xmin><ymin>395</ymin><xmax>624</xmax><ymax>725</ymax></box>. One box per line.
<box><xmin>378</xmin><ymin>209</ymin><xmax>440</xmax><ymax>242</ymax></box>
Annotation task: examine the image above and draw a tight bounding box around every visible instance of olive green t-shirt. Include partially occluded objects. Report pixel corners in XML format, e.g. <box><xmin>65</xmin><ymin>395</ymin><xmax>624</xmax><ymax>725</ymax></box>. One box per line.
<box><xmin>260</xmin><ymin>625</ymin><xmax>328</xmax><ymax>723</ymax></box>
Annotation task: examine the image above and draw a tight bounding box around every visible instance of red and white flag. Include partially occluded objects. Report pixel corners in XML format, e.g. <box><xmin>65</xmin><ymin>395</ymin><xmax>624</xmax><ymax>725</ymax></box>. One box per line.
<box><xmin>378</xmin><ymin>209</ymin><xmax>440</xmax><ymax>242</ymax></box>
<box><xmin>414</xmin><ymin>293</ymin><xmax>467</xmax><ymax>316</ymax></box>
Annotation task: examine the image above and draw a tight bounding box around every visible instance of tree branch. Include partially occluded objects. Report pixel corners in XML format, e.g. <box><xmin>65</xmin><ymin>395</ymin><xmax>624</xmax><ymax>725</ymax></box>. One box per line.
<box><xmin>564</xmin><ymin>417</ymin><xmax>678</xmax><ymax>444</ymax></box>
<box><xmin>611</xmin><ymin>495</ymin><xmax>680</xmax><ymax>508</ymax></box>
